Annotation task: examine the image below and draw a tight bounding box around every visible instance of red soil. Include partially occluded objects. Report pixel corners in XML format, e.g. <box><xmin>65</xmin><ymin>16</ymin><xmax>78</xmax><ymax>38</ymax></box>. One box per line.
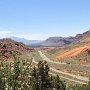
<box><xmin>55</xmin><ymin>46</ymin><xmax>90</xmax><ymax>60</ymax></box>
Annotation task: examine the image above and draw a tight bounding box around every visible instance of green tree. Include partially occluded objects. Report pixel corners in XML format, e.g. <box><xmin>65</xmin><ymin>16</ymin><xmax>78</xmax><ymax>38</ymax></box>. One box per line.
<box><xmin>55</xmin><ymin>75</ymin><xmax>66</xmax><ymax>90</ymax></box>
<box><xmin>13</xmin><ymin>56</ymin><xmax>20</xmax><ymax>90</ymax></box>
<box><xmin>37</xmin><ymin>61</ymin><xmax>50</xmax><ymax>90</ymax></box>
<box><xmin>31</xmin><ymin>66</ymin><xmax>39</xmax><ymax>90</ymax></box>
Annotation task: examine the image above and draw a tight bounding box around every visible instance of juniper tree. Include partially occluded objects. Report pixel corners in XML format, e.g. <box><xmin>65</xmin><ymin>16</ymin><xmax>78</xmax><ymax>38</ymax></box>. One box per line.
<box><xmin>0</xmin><ymin>64</ymin><xmax>6</xmax><ymax>90</ymax></box>
<box><xmin>31</xmin><ymin>66</ymin><xmax>39</xmax><ymax>90</ymax></box>
<box><xmin>13</xmin><ymin>56</ymin><xmax>20</xmax><ymax>90</ymax></box>
<box><xmin>5</xmin><ymin>64</ymin><xmax>13</xmax><ymax>90</ymax></box>
<box><xmin>37</xmin><ymin>61</ymin><xmax>50</xmax><ymax>90</ymax></box>
<box><xmin>55</xmin><ymin>75</ymin><xmax>66</xmax><ymax>90</ymax></box>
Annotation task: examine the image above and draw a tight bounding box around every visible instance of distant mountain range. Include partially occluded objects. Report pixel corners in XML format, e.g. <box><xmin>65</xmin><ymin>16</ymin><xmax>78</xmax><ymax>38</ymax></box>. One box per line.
<box><xmin>73</xmin><ymin>29</ymin><xmax>90</xmax><ymax>43</ymax></box>
<box><xmin>10</xmin><ymin>37</ymin><xmax>42</xmax><ymax>45</ymax></box>
<box><xmin>40</xmin><ymin>29</ymin><xmax>90</xmax><ymax>46</ymax></box>
<box><xmin>40</xmin><ymin>36</ymin><xmax>74</xmax><ymax>47</ymax></box>
<box><xmin>6</xmin><ymin>29</ymin><xmax>90</xmax><ymax>47</ymax></box>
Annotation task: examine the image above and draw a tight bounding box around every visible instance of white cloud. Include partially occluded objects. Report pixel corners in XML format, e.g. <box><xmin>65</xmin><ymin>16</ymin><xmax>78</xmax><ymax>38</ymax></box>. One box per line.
<box><xmin>15</xmin><ymin>33</ymin><xmax>49</xmax><ymax>40</ymax></box>
<box><xmin>0</xmin><ymin>31</ymin><xmax>50</xmax><ymax>40</ymax></box>
<box><xmin>0</xmin><ymin>31</ymin><xmax>12</xmax><ymax>38</ymax></box>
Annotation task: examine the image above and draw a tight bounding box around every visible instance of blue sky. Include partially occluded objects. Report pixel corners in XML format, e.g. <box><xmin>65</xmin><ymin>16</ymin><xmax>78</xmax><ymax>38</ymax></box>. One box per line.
<box><xmin>0</xmin><ymin>0</ymin><xmax>90</xmax><ymax>40</ymax></box>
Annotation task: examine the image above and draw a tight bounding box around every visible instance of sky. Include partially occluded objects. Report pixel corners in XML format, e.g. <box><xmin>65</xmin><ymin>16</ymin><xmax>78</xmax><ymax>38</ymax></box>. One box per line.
<box><xmin>0</xmin><ymin>0</ymin><xmax>90</xmax><ymax>40</ymax></box>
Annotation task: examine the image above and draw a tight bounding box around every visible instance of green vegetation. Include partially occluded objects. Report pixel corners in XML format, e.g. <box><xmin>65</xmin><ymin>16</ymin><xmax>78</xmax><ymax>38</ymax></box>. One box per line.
<box><xmin>69</xmin><ymin>83</ymin><xmax>90</xmax><ymax>90</ymax></box>
<box><xmin>32</xmin><ymin>51</ymin><xmax>42</xmax><ymax>61</ymax></box>
<box><xmin>0</xmin><ymin>55</ymin><xmax>89</xmax><ymax>90</ymax></box>
<box><xmin>0</xmin><ymin>56</ymin><xmax>66</xmax><ymax>90</ymax></box>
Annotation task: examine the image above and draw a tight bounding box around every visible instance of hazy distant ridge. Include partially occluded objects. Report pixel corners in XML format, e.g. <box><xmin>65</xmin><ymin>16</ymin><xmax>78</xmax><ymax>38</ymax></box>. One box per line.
<box><xmin>40</xmin><ymin>29</ymin><xmax>90</xmax><ymax>46</ymax></box>
<box><xmin>10</xmin><ymin>37</ymin><xmax>42</xmax><ymax>45</ymax></box>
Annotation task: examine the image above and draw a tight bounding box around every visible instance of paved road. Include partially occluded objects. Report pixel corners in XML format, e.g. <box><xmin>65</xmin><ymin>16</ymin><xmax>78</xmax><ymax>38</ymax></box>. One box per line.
<box><xmin>37</xmin><ymin>51</ymin><xmax>89</xmax><ymax>83</ymax></box>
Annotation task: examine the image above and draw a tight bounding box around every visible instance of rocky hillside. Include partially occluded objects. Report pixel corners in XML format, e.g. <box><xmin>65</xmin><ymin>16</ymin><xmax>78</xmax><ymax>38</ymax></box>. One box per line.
<box><xmin>54</xmin><ymin>46</ymin><xmax>90</xmax><ymax>60</ymax></box>
<box><xmin>74</xmin><ymin>29</ymin><xmax>90</xmax><ymax>43</ymax></box>
<box><xmin>0</xmin><ymin>38</ymin><xmax>34</xmax><ymax>59</ymax></box>
<box><xmin>43</xmin><ymin>29</ymin><xmax>90</xmax><ymax>64</ymax></box>
<box><xmin>41</xmin><ymin>37</ymin><xmax>74</xmax><ymax>47</ymax></box>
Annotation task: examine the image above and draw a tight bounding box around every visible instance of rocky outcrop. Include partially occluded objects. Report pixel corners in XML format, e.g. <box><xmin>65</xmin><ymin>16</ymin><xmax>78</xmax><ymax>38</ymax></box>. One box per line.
<box><xmin>0</xmin><ymin>38</ymin><xmax>34</xmax><ymax>59</ymax></box>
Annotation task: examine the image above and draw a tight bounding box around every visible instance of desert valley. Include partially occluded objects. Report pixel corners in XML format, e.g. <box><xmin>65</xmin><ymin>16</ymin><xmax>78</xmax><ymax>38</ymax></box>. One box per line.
<box><xmin>0</xmin><ymin>30</ymin><xmax>90</xmax><ymax>90</ymax></box>
<box><xmin>0</xmin><ymin>0</ymin><xmax>90</xmax><ymax>89</ymax></box>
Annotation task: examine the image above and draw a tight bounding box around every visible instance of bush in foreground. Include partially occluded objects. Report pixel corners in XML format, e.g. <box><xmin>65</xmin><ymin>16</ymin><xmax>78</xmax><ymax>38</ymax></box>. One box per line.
<box><xmin>0</xmin><ymin>56</ymin><xmax>66</xmax><ymax>90</ymax></box>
